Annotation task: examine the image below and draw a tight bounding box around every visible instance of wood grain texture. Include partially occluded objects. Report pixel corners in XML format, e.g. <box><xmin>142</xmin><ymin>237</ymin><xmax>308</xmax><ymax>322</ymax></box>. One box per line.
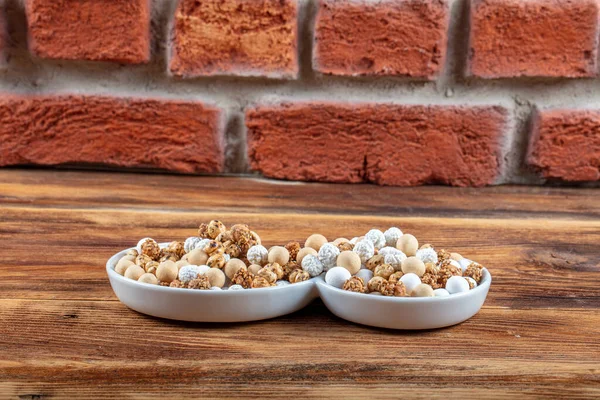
<box><xmin>0</xmin><ymin>169</ymin><xmax>599</xmax><ymax>218</ymax></box>
<box><xmin>0</xmin><ymin>169</ymin><xmax>599</xmax><ymax>398</ymax></box>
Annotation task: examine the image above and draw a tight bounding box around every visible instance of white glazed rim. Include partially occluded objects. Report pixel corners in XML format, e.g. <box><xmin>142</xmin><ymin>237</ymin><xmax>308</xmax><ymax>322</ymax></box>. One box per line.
<box><xmin>108</xmin><ymin>244</ymin><xmax>491</xmax><ymax>301</ymax></box>
<box><xmin>106</xmin><ymin>245</ymin><xmax>316</xmax><ymax>295</ymax></box>
<box><xmin>315</xmin><ymin>268</ymin><xmax>491</xmax><ymax>303</ymax></box>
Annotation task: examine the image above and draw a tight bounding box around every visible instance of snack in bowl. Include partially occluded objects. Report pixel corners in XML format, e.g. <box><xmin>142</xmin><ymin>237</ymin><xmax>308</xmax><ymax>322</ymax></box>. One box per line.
<box><xmin>115</xmin><ymin>221</ymin><xmax>312</xmax><ymax>290</ymax></box>
<box><xmin>108</xmin><ymin>223</ymin><xmax>491</xmax><ymax>328</ymax></box>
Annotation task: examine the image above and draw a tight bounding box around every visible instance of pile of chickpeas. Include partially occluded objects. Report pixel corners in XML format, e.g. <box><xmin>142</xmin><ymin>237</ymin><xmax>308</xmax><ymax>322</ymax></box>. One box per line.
<box><xmin>114</xmin><ymin>222</ymin><xmax>485</xmax><ymax>296</ymax></box>
<box><xmin>115</xmin><ymin>221</ymin><xmax>312</xmax><ymax>290</ymax></box>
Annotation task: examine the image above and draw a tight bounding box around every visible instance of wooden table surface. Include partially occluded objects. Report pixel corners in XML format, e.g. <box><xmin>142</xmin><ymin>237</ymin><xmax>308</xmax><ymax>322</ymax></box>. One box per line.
<box><xmin>0</xmin><ymin>169</ymin><xmax>599</xmax><ymax>399</ymax></box>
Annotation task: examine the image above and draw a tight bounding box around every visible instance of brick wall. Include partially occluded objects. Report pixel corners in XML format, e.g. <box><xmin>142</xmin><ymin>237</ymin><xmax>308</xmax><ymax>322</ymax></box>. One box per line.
<box><xmin>0</xmin><ymin>0</ymin><xmax>598</xmax><ymax>186</ymax></box>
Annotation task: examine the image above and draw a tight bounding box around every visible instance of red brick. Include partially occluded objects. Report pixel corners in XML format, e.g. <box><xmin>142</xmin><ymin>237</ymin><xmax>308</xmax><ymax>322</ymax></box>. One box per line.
<box><xmin>246</xmin><ymin>103</ymin><xmax>508</xmax><ymax>187</ymax></box>
<box><xmin>314</xmin><ymin>0</ymin><xmax>448</xmax><ymax>78</ymax></box>
<box><xmin>469</xmin><ymin>0</ymin><xmax>600</xmax><ymax>78</ymax></box>
<box><xmin>528</xmin><ymin>109</ymin><xmax>600</xmax><ymax>181</ymax></box>
<box><xmin>170</xmin><ymin>0</ymin><xmax>298</xmax><ymax>78</ymax></box>
<box><xmin>25</xmin><ymin>0</ymin><xmax>151</xmax><ymax>64</ymax></box>
<box><xmin>0</xmin><ymin>94</ymin><xmax>224</xmax><ymax>173</ymax></box>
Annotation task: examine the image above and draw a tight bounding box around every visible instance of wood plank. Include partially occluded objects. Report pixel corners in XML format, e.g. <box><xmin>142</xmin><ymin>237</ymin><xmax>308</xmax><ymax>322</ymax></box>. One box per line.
<box><xmin>0</xmin><ymin>299</ymin><xmax>599</xmax><ymax>399</ymax></box>
<box><xmin>0</xmin><ymin>169</ymin><xmax>599</xmax><ymax>219</ymax></box>
<box><xmin>0</xmin><ymin>207</ymin><xmax>599</xmax><ymax>308</ymax></box>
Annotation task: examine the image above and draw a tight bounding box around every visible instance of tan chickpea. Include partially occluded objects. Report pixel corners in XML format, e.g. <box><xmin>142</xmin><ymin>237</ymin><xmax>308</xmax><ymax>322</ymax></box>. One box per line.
<box><xmin>138</xmin><ymin>273</ymin><xmax>158</xmax><ymax>285</ymax></box>
<box><xmin>268</xmin><ymin>246</ymin><xmax>290</xmax><ymax>266</ymax></box>
<box><xmin>156</xmin><ymin>260</ymin><xmax>178</xmax><ymax>283</ymax></box>
<box><xmin>336</xmin><ymin>251</ymin><xmax>361</xmax><ymax>275</ymax></box>
<box><xmin>304</xmin><ymin>234</ymin><xmax>328</xmax><ymax>251</ymax></box>
<box><xmin>412</xmin><ymin>283</ymin><xmax>434</xmax><ymax>297</ymax></box>
<box><xmin>115</xmin><ymin>257</ymin><xmax>135</xmax><ymax>275</ymax></box>
<box><xmin>296</xmin><ymin>247</ymin><xmax>318</xmax><ymax>264</ymax></box>
<box><xmin>124</xmin><ymin>265</ymin><xmax>145</xmax><ymax>281</ymax></box>
<box><xmin>175</xmin><ymin>260</ymin><xmax>190</xmax><ymax>270</ymax></box>
<box><xmin>397</xmin><ymin>234</ymin><xmax>419</xmax><ymax>256</ymax></box>
<box><xmin>187</xmin><ymin>249</ymin><xmax>208</xmax><ymax>266</ymax></box>
<box><xmin>224</xmin><ymin>258</ymin><xmax>247</xmax><ymax>280</ymax></box>
<box><xmin>248</xmin><ymin>264</ymin><xmax>262</xmax><ymax>275</ymax></box>
<box><xmin>205</xmin><ymin>268</ymin><xmax>226</xmax><ymax>288</ymax></box>
<box><xmin>401</xmin><ymin>256</ymin><xmax>426</xmax><ymax>277</ymax></box>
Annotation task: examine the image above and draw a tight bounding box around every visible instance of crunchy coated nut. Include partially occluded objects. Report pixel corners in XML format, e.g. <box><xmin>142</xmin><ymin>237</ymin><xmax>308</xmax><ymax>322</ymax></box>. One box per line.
<box><xmin>465</xmin><ymin>277</ymin><xmax>476</xmax><ymax>289</ymax></box>
<box><xmin>250</xmin><ymin>231</ymin><xmax>262</xmax><ymax>244</ymax></box>
<box><xmin>207</xmin><ymin>253</ymin><xmax>226</xmax><ymax>269</ymax></box>
<box><xmin>425</xmin><ymin>262</ymin><xmax>440</xmax><ymax>275</ymax></box>
<box><xmin>204</xmin><ymin>240</ymin><xmax>224</xmax><ymax>256</ymax></box>
<box><xmin>464</xmin><ymin>262</ymin><xmax>484</xmax><ymax>283</ymax></box>
<box><xmin>167</xmin><ymin>241</ymin><xmax>186</xmax><ymax>259</ymax></box>
<box><xmin>437</xmin><ymin>249</ymin><xmax>451</xmax><ymax>262</ymax></box>
<box><xmin>188</xmin><ymin>276</ymin><xmax>212</xmax><ymax>290</ymax></box>
<box><xmin>224</xmin><ymin>242</ymin><xmax>241</xmax><ymax>258</ymax></box>
<box><xmin>251</xmin><ymin>276</ymin><xmax>272</xmax><ymax>288</ymax></box>
<box><xmin>267</xmin><ymin>262</ymin><xmax>284</xmax><ymax>280</ymax></box>
<box><xmin>237</xmin><ymin>236</ymin><xmax>257</xmax><ymax>256</ymax></box>
<box><xmin>342</xmin><ymin>276</ymin><xmax>366</xmax><ymax>293</ymax></box>
<box><xmin>373</xmin><ymin>263</ymin><xmax>394</xmax><ymax>280</ymax></box>
<box><xmin>141</xmin><ymin>239</ymin><xmax>160</xmax><ymax>260</ymax></box>
<box><xmin>135</xmin><ymin>254</ymin><xmax>153</xmax><ymax>269</ymax></box>
<box><xmin>437</xmin><ymin>262</ymin><xmax>462</xmax><ymax>288</ymax></box>
<box><xmin>257</xmin><ymin>267</ymin><xmax>277</xmax><ymax>285</ymax></box>
<box><xmin>380</xmin><ymin>281</ymin><xmax>407</xmax><ymax>297</ymax></box>
<box><xmin>216</xmin><ymin>230</ymin><xmax>234</xmax><ymax>243</ymax></box>
<box><xmin>282</xmin><ymin>261</ymin><xmax>301</xmax><ymax>279</ymax></box>
<box><xmin>144</xmin><ymin>260</ymin><xmax>159</xmax><ymax>274</ymax></box>
<box><xmin>285</xmin><ymin>241</ymin><xmax>301</xmax><ymax>261</ymax></box>
<box><xmin>392</xmin><ymin>282</ymin><xmax>407</xmax><ymax>296</ymax></box>
<box><xmin>231</xmin><ymin>224</ymin><xmax>251</xmax><ymax>243</ymax></box>
<box><xmin>126</xmin><ymin>249</ymin><xmax>139</xmax><ymax>257</ymax></box>
<box><xmin>169</xmin><ymin>279</ymin><xmax>184</xmax><ymax>288</ymax></box>
<box><xmin>159</xmin><ymin>249</ymin><xmax>179</xmax><ymax>262</ymax></box>
<box><xmin>231</xmin><ymin>268</ymin><xmax>254</xmax><ymax>289</ymax></box>
<box><xmin>198</xmin><ymin>223</ymin><xmax>209</xmax><ymax>238</ymax></box>
<box><xmin>207</xmin><ymin>220</ymin><xmax>226</xmax><ymax>239</ymax></box>
<box><xmin>367</xmin><ymin>276</ymin><xmax>387</xmax><ymax>293</ymax></box>
<box><xmin>366</xmin><ymin>254</ymin><xmax>385</xmax><ymax>271</ymax></box>
<box><xmin>289</xmin><ymin>269</ymin><xmax>310</xmax><ymax>283</ymax></box>
<box><xmin>388</xmin><ymin>271</ymin><xmax>404</xmax><ymax>283</ymax></box>
<box><xmin>337</xmin><ymin>242</ymin><xmax>354</xmax><ymax>252</ymax></box>
<box><xmin>421</xmin><ymin>272</ymin><xmax>441</xmax><ymax>289</ymax></box>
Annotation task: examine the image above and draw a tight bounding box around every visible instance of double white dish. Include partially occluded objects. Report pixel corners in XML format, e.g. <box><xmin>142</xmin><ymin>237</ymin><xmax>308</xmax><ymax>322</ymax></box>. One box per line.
<box><xmin>107</xmin><ymin>247</ymin><xmax>491</xmax><ymax>329</ymax></box>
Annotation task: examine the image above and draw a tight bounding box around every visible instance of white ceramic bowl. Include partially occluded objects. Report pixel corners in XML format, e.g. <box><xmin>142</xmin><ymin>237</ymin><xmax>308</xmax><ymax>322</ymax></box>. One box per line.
<box><xmin>316</xmin><ymin>269</ymin><xmax>492</xmax><ymax>329</ymax></box>
<box><xmin>107</xmin><ymin>247</ymin><xmax>319</xmax><ymax>322</ymax></box>
<box><xmin>107</xmin><ymin>246</ymin><xmax>491</xmax><ymax>328</ymax></box>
